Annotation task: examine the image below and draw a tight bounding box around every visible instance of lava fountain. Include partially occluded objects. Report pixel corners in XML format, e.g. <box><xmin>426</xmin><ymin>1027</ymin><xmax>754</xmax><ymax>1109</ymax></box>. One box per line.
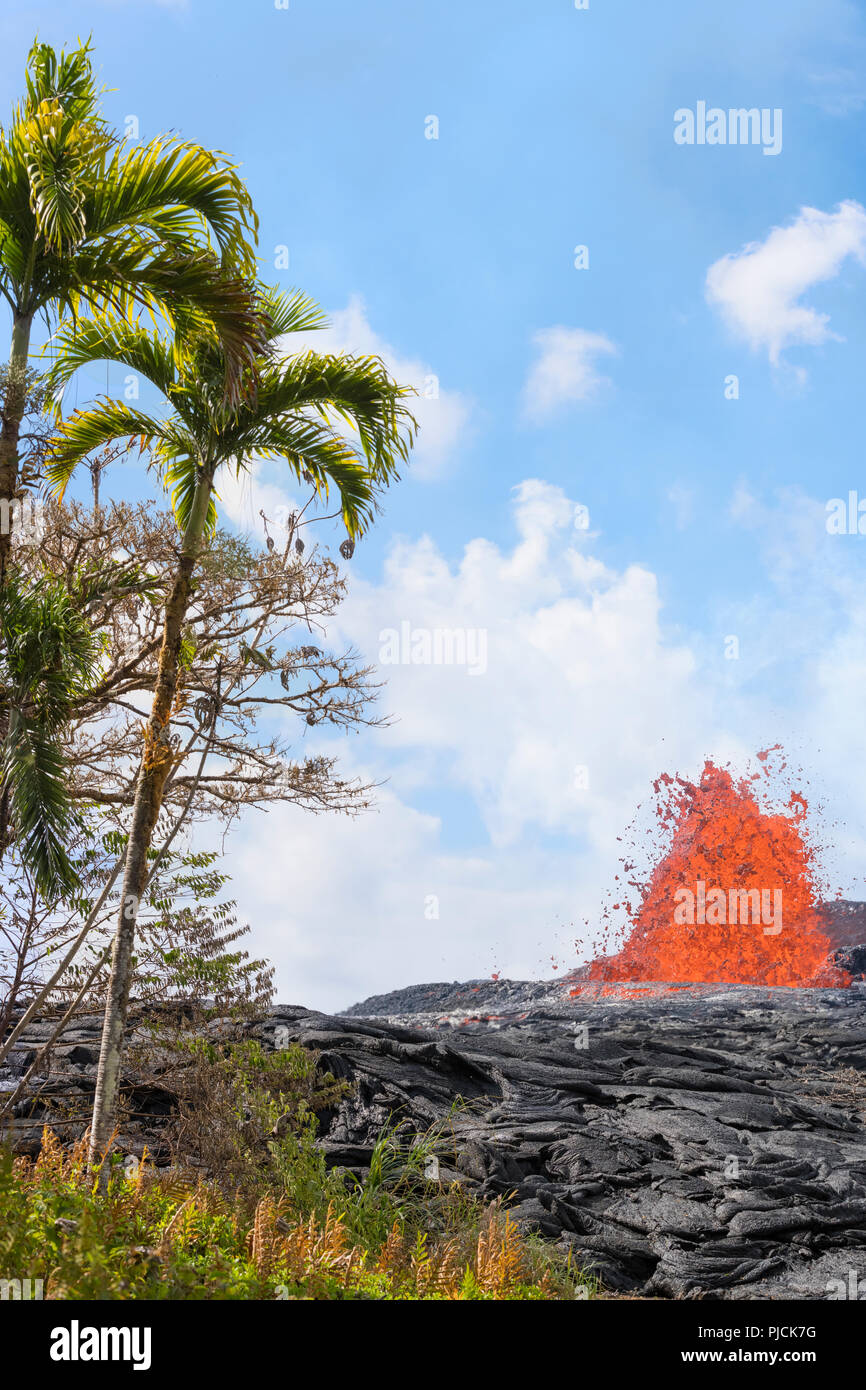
<box><xmin>588</xmin><ymin>754</ymin><xmax>849</xmax><ymax>989</ymax></box>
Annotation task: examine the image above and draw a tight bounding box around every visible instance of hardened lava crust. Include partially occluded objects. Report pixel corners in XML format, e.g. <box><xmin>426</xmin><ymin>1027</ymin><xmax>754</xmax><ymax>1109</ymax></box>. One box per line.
<box><xmin>331</xmin><ymin>966</ymin><xmax>866</xmax><ymax>1298</ymax></box>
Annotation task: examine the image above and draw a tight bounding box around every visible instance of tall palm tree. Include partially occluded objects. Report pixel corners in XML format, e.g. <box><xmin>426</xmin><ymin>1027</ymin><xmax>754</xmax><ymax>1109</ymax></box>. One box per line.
<box><xmin>0</xmin><ymin>37</ymin><xmax>263</xmax><ymax>575</ymax></box>
<box><xmin>45</xmin><ymin>287</ymin><xmax>416</xmax><ymax>1169</ymax></box>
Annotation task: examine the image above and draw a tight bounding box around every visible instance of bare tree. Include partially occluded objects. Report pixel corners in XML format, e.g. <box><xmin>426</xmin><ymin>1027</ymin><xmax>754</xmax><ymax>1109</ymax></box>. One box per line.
<box><xmin>1</xmin><ymin>496</ymin><xmax>385</xmax><ymax>1078</ymax></box>
<box><xmin>23</xmin><ymin>499</ymin><xmax>388</xmax><ymax>830</ymax></box>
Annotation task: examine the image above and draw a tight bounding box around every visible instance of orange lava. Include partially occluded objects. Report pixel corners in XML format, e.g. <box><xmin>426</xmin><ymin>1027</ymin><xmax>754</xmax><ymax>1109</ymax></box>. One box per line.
<box><xmin>588</xmin><ymin>757</ymin><xmax>849</xmax><ymax>988</ymax></box>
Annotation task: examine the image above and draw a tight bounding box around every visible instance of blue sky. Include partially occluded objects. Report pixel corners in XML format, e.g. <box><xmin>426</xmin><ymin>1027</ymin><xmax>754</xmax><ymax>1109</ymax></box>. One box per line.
<box><xmin>3</xmin><ymin>1</ymin><xmax>866</xmax><ymax>1006</ymax></box>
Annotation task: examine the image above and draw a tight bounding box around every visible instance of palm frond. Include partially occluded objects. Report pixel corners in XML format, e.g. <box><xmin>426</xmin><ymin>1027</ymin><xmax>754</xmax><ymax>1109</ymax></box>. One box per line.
<box><xmin>229</xmin><ymin>416</ymin><xmax>377</xmax><ymax>536</ymax></box>
<box><xmin>0</xmin><ymin>569</ymin><xmax>103</xmax><ymax>898</ymax></box>
<box><xmin>84</xmin><ymin>136</ymin><xmax>258</xmax><ymax>274</ymax></box>
<box><xmin>1</xmin><ymin>713</ymin><xmax>82</xmax><ymax>897</ymax></box>
<box><xmin>47</xmin><ymin>248</ymin><xmax>267</xmax><ymax>405</ymax></box>
<box><xmin>45</xmin><ymin>401</ymin><xmax>169</xmax><ymax>495</ymax></box>
<box><xmin>254</xmin><ymin>350</ymin><xmax>417</xmax><ymax>484</ymax></box>
<box><xmin>43</xmin><ymin>315</ymin><xmax>179</xmax><ymax>409</ymax></box>
<box><xmin>22</xmin><ymin>39</ymin><xmax>104</xmax><ymax>125</ymax></box>
<box><xmin>45</xmin><ymin>286</ymin><xmax>415</xmax><ymax>538</ymax></box>
<box><xmin>17</xmin><ymin>102</ymin><xmax>111</xmax><ymax>252</ymax></box>
<box><xmin>259</xmin><ymin>286</ymin><xmax>329</xmax><ymax>343</ymax></box>
<box><xmin>0</xmin><ymin>39</ymin><xmax>263</xmax><ymax>405</ymax></box>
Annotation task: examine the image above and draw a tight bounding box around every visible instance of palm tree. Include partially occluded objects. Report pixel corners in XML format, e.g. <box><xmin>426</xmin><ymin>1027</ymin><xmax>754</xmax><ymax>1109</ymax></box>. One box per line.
<box><xmin>45</xmin><ymin>287</ymin><xmax>416</xmax><ymax>1170</ymax></box>
<box><xmin>0</xmin><ymin>37</ymin><xmax>262</xmax><ymax>575</ymax></box>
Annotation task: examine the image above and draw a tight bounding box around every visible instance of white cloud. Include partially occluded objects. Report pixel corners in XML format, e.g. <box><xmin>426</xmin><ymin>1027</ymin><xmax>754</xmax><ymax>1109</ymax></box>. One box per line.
<box><xmin>283</xmin><ymin>295</ymin><xmax>472</xmax><ymax>481</ymax></box>
<box><xmin>224</xmin><ymin>479</ymin><xmax>750</xmax><ymax>1010</ymax></box>
<box><xmin>215</xmin><ymin>476</ymin><xmax>866</xmax><ymax>1011</ymax></box>
<box><xmin>213</xmin><ymin>458</ymin><xmax>303</xmax><ymax>540</ymax></box>
<box><xmin>335</xmin><ymin>479</ymin><xmax>713</xmax><ymax>848</ymax></box>
<box><xmin>705</xmin><ymin>201</ymin><xmax>866</xmax><ymax>365</ymax></box>
<box><xmin>233</xmin><ymin>785</ymin><xmax>586</xmax><ymax>1010</ymax></box>
<box><xmin>522</xmin><ymin>327</ymin><xmax>618</xmax><ymax>421</ymax></box>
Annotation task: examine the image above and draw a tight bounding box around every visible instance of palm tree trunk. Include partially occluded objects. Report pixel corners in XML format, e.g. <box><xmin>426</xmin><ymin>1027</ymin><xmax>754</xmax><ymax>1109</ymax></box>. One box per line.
<box><xmin>87</xmin><ymin>465</ymin><xmax>214</xmax><ymax>1174</ymax></box>
<box><xmin>0</xmin><ymin>313</ymin><xmax>34</xmax><ymax>582</ymax></box>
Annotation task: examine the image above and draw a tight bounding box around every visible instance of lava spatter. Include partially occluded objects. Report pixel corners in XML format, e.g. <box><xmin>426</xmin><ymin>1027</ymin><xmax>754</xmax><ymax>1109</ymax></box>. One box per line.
<box><xmin>587</xmin><ymin>755</ymin><xmax>849</xmax><ymax>988</ymax></box>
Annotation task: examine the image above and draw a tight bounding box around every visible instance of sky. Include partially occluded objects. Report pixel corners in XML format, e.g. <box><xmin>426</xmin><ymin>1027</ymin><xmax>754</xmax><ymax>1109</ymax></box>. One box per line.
<box><xmin>3</xmin><ymin>0</ymin><xmax>866</xmax><ymax>1009</ymax></box>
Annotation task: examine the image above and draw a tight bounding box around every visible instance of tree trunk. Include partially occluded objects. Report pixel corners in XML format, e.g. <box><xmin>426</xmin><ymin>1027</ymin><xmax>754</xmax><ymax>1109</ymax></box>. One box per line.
<box><xmin>87</xmin><ymin>466</ymin><xmax>214</xmax><ymax>1174</ymax></box>
<box><xmin>0</xmin><ymin>313</ymin><xmax>34</xmax><ymax>582</ymax></box>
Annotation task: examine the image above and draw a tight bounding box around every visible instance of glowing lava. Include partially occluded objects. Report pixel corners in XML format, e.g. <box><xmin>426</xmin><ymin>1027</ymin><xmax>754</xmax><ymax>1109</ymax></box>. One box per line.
<box><xmin>588</xmin><ymin>756</ymin><xmax>849</xmax><ymax>988</ymax></box>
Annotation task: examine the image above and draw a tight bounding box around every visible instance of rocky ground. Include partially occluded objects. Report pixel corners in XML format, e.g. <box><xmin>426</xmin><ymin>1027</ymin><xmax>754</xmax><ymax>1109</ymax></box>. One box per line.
<box><xmin>3</xmin><ymin>946</ymin><xmax>866</xmax><ymax>1300</ymax></box>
